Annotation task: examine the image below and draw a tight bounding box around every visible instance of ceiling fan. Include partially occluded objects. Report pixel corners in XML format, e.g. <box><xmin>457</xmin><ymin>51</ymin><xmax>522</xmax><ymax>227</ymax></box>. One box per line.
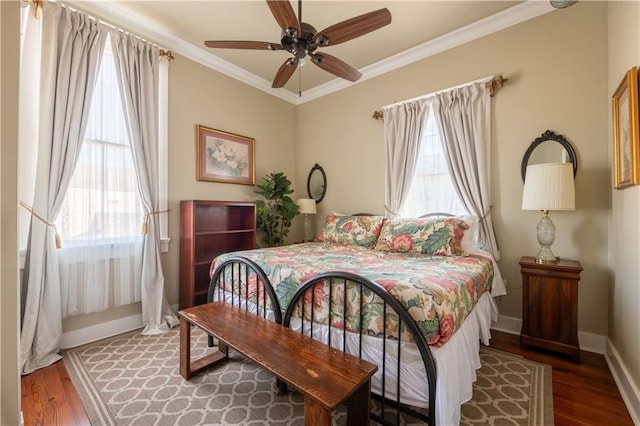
<box><xmin>204</xmin><ymin>0</ymin><xmax>392</xmax><ymax>89</ymax></box>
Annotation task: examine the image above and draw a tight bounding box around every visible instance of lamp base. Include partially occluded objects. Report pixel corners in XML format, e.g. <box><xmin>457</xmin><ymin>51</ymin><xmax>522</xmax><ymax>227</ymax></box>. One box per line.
<box><xmin>303</xmin><ymin>214</ymin><xmax>313</xmax><ymax>242</ymax></box>
<box><xmin>535</xmin><ymin>246</ymin><xmax>558</xmax><ymax>264</ymax></box>
<box><xmin>535</xmin><ymin>211</ymin><xmax>558</xmax><ymax>264</ymax></box>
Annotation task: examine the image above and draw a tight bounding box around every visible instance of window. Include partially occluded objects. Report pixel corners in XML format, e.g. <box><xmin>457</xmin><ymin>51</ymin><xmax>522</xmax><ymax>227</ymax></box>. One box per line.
<box><xmin>399</xmin><ymin>105</ymin><xmax>467</xmax><ymax>218</ymax></box>
<box><xmin>55</xmin><ymin>38</ymin><xmax>143</xmax><ymax>247</ymax></box>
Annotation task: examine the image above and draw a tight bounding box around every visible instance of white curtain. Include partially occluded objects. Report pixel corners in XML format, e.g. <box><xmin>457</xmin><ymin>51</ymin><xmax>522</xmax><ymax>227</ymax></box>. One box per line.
<box><xmin>20</xmin><ymin>4</ymin><xmax>108</xmax><ymax>373</ymax></box>
<box><xmin>432</xmin><ymin>80</ymin><xmax>501</xmax><ymax>260</ymax></box>
<box><xmin>383</xmin><ymin>99</ymin><xmax>430</xmax><ymax>218</ymax></box>
<box><xmin>56</xmin><ymin>42</ymin><xmax>144</xmax><ymax>317</ymax></box>
<box><xmin>111</xmin><ymin>31</ymin><xmax>178</xmax><ymax>334</ymax></box>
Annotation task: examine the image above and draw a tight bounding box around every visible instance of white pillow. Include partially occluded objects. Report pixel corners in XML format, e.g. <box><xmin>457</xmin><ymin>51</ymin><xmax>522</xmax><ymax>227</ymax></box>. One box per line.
<box><xmin>459</xmin><ymin>215</ymin><xmax>480</xmax><ymax>253</ymax></box>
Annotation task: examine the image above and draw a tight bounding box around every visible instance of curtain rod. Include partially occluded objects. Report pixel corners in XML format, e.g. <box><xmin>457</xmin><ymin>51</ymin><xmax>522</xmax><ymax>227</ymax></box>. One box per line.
<box><xmin>26</xmin><ymin>0</ymin><xmax>175</xmax><ymax>61</ymax></box>
<box><xmin>372</xmin><ymin>74</ymin><xmax>509</xmax><ymax>120</ymax></box>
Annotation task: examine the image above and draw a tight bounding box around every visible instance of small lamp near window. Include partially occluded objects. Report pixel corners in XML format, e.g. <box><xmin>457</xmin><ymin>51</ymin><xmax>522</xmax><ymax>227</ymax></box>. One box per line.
<box><xmin>296</xmin><ymin>198</ymin><xmax>317</xmax><ymax>242</ymax></box>
<box><xmin>522</xmin><ymin>163</ymin><xmax>575</xmax><ymax>264</ymax></box>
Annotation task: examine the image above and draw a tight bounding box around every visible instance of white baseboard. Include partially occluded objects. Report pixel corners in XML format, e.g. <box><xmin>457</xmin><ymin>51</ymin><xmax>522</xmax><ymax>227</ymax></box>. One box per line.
<box><xmin>605</xmin><ymin>340</ymin><xmax>640</xmax><ymax>425</ymax></box>
<box><xmin>60</xmin><ymin>313</ymin><xmax>144</xmax><ymax>349</ymax></box>
<box><xmin>60</xmin><ymin>304</ymin><xmax>180</xmax><ymax>349</ymax></box>
<box><xmin>491</xmin><ymin>314</ymin><xmax>607</xmax><ymax>354</ymax></box>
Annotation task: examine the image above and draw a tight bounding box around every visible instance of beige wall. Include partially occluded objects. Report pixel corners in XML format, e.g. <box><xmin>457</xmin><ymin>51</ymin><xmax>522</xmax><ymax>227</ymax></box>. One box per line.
<box><xmin>1</xmin><ymin>1</ymin><xmax>21</xmax><ymax>424</ymax></box>
<box><xmin>296</xmin><ymin>2</ymin><xmax>610</xmax><ymax>336</ymax></box>
<box><xmin>608</xmin><ymin>0</ymin><xmax>640</xmax><ymax>409</ymax></box>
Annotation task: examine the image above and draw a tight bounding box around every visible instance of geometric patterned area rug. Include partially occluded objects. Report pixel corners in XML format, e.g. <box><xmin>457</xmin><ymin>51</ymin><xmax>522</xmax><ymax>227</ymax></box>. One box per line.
<box><xmin>63</xmin><ymin>328</ymin><xmax>554</xmax><ymax>426</ymax></box>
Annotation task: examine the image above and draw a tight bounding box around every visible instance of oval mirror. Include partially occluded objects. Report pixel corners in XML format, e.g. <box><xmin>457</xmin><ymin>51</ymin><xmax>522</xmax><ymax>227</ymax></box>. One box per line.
<box><xmin>521</xmin><ymin>130</ymin><xmax>578</xmax><ymax>182</ymax></box>
<box><xmin>307</xmin><ymin>163</ymin><xmax>327</xmax><ymax>203</ymax></box>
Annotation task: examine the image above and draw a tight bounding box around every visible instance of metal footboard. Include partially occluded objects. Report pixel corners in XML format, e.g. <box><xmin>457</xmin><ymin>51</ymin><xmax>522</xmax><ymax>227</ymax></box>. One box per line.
<box><xmin>282</xmin><ymin>271</ymin><xmax>437</xmax><ymax>426</ymax></box>
<box><xmin>207</xmin><ymin>256</ymin><xmax>282</xmax><ymax>349</ymax></box>
<box><xmin>207</xmin><ymin>255</ymin><xmax>282</xmax><ymax>322</ymax></box>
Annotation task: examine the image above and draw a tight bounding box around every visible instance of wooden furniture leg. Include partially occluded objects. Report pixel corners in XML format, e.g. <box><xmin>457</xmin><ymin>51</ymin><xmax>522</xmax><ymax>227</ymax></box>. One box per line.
<box><xmin>179</xmin><ymin>317</ymin><xmax>191</xmax><ymax>380</ymax></box>
<box><xmin>304</xmin><ymin>397</ymin><xmax>331</xmax><ymax>426</ymax></box>
<box><xmin>179</xmin><ymin>315</ymin><xmax>230</xmax><ymax>381</ymax></box>
<box><xmin>346</xmin><ymin>380</ymin><xmax>371</xmax><ymax>426</ymax></box>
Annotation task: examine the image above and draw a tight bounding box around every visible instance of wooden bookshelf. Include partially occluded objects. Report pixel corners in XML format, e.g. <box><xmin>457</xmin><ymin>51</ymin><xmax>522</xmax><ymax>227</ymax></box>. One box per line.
<box><xmin>179</xmin><ymin>200</ymin><xmax>256</xmax><ymax>309</ymax></box>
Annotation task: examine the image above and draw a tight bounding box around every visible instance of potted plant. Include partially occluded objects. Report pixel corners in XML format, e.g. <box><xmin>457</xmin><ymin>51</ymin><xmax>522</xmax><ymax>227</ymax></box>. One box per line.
<box><xmin>254</xmin><ymin>171</ymin><xmax>299</xmax><ymax>246</ymax></box>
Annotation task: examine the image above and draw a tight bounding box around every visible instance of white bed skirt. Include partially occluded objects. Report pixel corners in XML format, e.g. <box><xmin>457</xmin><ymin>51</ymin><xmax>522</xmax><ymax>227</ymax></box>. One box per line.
<box><xmin>213</xmin><ymin>290</ymin><xmax>497</xmax><ymax>426</ymax></box>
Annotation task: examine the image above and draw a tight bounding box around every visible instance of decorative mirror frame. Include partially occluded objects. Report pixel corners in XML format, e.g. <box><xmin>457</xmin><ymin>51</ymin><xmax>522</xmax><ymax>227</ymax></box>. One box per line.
<box><xmin>307</xmin><ymin>163</ymin><xmax>327</xmax><ymax>203</ymax></box>
<box><xmin>521</xmin><ymin>130</ymin><xmax>578</xmax><ymax>182</ymax></box>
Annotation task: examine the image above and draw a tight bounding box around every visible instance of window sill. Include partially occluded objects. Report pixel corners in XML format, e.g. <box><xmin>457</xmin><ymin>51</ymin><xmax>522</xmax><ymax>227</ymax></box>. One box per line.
<box><xmin>19</xmin><ymin>238</ymin><xmax>171</xmax><ymax>270</ymax></box>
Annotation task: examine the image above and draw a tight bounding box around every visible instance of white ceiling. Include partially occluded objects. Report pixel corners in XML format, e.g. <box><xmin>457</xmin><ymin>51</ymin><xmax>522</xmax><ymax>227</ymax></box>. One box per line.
<box><xmin>72</xmin><ymin>1</ymin><xmax>558</xmax><ymax>104</ymax></box>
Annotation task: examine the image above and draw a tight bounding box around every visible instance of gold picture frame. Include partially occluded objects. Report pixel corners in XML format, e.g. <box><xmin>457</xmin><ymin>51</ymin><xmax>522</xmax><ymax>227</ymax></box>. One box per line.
<box><xmin>612</xmin><ymin>66</ymin><xmax>640</xmax><ymax>189</ymax></box>
<box><xmin>196</xmin><ymin>125</ymin><xmax>255</xmax><ymax>185</ymax></box>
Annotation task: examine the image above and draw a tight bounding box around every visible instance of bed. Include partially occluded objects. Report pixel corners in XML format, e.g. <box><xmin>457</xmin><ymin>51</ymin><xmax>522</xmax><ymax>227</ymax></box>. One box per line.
<box><xmin>207</xmin><ymin>214</ymin><xmax>506</xmax><ymax>425</ymax></box>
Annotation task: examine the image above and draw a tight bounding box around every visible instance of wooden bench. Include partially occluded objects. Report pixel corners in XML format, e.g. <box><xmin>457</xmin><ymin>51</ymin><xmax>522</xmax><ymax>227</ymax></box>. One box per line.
<box><xmin>178</xmin><ymin>302</ymin><xmax>378</xmax><ymax>426</ymax></box>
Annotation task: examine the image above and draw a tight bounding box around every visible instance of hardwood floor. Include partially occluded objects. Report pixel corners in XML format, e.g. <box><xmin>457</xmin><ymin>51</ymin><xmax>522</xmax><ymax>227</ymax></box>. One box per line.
<box><xmin>20</xmin><ymin>330</ymin><xmax>633</xmax><ymax>425</ymax></box>
<box><xmin>21</xmin><ymin>359</ymin><xmax>90</xmax><ymax>426</ymax></box>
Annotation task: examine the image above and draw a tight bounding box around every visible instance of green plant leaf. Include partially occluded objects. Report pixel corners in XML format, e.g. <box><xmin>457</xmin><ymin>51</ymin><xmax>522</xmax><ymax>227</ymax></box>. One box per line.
<box><xmin>254</xmin><ymin>171</ymin><xmax>299</xmax><ymax>246</ymax></box>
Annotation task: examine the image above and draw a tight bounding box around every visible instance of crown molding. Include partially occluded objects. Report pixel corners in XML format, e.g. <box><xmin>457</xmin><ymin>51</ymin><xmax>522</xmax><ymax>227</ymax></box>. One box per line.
<box><xmin>68</xmin><ymin>1</ymin><xmax>554</xmax><ymax>106</ymax></box>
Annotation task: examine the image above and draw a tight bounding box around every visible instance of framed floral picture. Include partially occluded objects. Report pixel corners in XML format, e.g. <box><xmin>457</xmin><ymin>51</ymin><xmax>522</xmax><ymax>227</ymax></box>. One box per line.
<box><xmin>612</xmin><ymin>66</ymin><xmax>640</xmax><ymax>189</ymax></box>
<box><xmin>196</xmin><ymin>125</ymin><xmax>255</xmax><ymax>185</ymax></box>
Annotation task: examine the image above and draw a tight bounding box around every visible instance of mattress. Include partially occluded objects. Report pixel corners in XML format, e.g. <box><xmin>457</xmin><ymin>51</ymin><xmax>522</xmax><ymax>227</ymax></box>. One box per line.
<box><xmin>211</xmin><ymin>242</ymin><xmax>495</xmax><ymax>346</ymax></box>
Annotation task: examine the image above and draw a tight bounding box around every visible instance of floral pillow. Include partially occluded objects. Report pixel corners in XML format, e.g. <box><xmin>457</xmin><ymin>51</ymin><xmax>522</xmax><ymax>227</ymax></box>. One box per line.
<box><xmin>374</xmin><ymin>217</ymin><xmax>469</xmax><ymax>256</ymax></box>
<box><xmin>317</xmin><ymin>215</ymin><xmax>387</xmax><ymax>247</ymax></box>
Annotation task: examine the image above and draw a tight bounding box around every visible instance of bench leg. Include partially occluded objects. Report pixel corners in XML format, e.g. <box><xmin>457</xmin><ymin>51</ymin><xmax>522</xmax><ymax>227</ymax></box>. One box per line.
<box><xmin>346</xmin><ymin>380</ymin><xmax>371</xmax><ymax>426</ymax></box>
<box><xmin>304</xmin><ymin>397</ymin><xmax>331</xmax><ymax>426</ymax></box>
<box><xmin>218</xmin><ymin>341</ymin><xmax>229</xmax><ymax>357</ymax></box>
<box><xmin>179</xmin><ymin>316</ymin><xmax>230</xmax><ymax>381</ymax></box>
<box><xmin>179</xmin><ymin>317</ymin><xmax>192</xmax><ymax>380</ymax></box>
<box><xmin>276</xmin><ymin>378</ymin><xmax>288</xmax><ymax>395</ymax></box>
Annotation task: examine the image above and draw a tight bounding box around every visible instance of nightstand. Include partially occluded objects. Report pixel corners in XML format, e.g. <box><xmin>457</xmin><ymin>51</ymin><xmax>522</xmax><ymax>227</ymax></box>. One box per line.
<box><xmin>519</xmin><ymin>256</ymin><xmax>583</xmax><ymax>362</ymax></box>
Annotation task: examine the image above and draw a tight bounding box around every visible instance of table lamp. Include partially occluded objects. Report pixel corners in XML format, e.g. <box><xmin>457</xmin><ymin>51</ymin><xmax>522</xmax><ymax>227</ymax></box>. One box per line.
<box><xmin>522</xmin><ymin>163</ymin><xmax>575</xmax><ymax>264</ymax></box>
<box><xmin>296</xmin><ymin>198</ymin><xmax>317</xmax><ymax>242</ymax></box>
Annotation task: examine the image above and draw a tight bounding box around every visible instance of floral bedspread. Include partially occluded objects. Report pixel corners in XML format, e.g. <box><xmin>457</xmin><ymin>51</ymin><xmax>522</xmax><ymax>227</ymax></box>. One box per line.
<box><xmin>209</xmin><ymin>242</ymin><xmax>493</xmax><ymax>346</ymax></box>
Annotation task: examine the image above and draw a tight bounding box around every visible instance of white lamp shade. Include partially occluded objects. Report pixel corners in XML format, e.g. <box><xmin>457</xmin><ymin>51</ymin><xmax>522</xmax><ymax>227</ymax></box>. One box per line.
<box><xmin>522</xmin><ymin>163</ymin><xmax>575</xmax><ymax>211</ymax></box>
<box><xmin>296</xmin><ymin>198</ymin><xmax>317</xmax><ymax>214</ymax></box>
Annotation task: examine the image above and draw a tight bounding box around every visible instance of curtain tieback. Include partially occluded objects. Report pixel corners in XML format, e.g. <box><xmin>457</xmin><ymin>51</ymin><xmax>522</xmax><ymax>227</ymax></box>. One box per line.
<box><xmin>141</xmin><ymin>209</ymin><xmax>170</xmax><ymax>234</ymax></box>
<box><xmin>19</xmin><ymin>201</ymin><xmax>62</xmax><ymax>249</ymax></box>
<box><xmin>478</xmin><ymin>205</ymin><xmax>493</xmax><ymax>222</ymax></box>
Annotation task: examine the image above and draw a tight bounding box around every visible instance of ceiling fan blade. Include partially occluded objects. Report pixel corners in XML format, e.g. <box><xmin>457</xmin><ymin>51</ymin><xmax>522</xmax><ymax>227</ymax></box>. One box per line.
<box><xmin>312</xmin><ymin>8</ymin><xmax>391</xmax><ymax>47</ymax></box>
<box><xmin>204</xmin><ymin>40</ymin><xmax>282</xmax><ymax>50</ymax></box>
<box><xmin>310</xmin><ymin>52</ymin><xmax>362</xmax><ymax>82</ymax></box>
<box><xmin>266</xmin><ymin>0</ymin><xmax>301</xmax><ymax>37</ymax></box>
<box><xmin>272</xmin><ymin>58</ymin><xmax>298</xmax><ymax>88</ymax></box>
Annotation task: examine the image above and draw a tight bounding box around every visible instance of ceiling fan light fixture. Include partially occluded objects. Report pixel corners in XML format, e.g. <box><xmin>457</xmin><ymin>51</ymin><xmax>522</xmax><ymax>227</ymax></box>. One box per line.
<box><xmin>550</xmin><ymin>0</ymin><xmax>578</xmax><ymax>9</ymax></box>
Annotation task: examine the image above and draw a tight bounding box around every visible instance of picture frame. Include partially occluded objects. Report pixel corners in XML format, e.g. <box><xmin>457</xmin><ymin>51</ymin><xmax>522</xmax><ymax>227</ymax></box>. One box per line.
<box><xmin>612</xmin><ymin>66</ymin><xmax>640</xmax><ymax>189</ymax></box>
<box><xmin>196</xmin><ymin>125</ymin><xmax>255</xmax><ymax>185</ymax></box>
